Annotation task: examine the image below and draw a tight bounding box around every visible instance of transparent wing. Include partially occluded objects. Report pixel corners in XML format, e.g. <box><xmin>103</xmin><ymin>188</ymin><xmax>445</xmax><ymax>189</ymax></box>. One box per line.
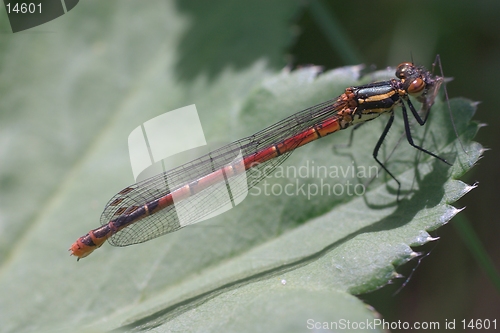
<box><xmin>100</xmin><ymin>98</ymin><xmax>344</xmax><ymax>246</ymax></box>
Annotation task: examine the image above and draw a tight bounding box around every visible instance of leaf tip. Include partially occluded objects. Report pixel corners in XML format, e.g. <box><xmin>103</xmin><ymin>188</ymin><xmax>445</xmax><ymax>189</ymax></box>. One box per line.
<box><xmin>440</xmin><ymin>205</ymin><xmax>464</xmax><ymax>225</ymax></box>
<box><xmin>426</xmin><ymin>235</ymin><xmax>440</xmax><ymax>242</ymax></box>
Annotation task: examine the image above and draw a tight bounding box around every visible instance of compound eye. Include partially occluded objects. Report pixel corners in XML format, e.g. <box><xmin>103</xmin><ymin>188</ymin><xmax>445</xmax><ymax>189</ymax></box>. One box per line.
<box><xmin>407</xmin><ymin>77</ymin><xmax>425</xmax><ymax>96</ymax></box>
<box><xmin>396</xmin><ymin>62</ymin><xmax>413</xmax><ymax>79</ymax></box>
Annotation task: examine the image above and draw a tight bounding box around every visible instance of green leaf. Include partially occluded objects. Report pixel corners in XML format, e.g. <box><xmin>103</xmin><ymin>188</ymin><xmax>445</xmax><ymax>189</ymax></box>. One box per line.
<box><xmin>0</xmin><ymin>1</ymin><xmax>482</xmax><ymax>333</ymax></box>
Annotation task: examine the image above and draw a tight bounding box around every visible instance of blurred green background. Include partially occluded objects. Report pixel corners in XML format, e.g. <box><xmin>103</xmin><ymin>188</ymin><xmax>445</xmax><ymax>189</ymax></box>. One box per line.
<box><xmin>288</xmin><ymin>0</ymin><xmax>500</xmax><ymax>329</ymax></box>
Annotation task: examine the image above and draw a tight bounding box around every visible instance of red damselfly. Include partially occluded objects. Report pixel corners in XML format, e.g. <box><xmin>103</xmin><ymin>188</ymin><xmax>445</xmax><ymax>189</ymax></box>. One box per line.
<box><xmin>70</xmin><ymin>59</ymin><xmax>450</xmax><ymax>260</ymax></box>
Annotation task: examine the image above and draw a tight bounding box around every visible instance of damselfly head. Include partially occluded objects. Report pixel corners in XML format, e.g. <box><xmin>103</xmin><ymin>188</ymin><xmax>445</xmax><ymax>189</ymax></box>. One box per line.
<box><xmin>396</xmin><ymin>62</ymin><xmax>437</xmax><ymax>99</ymax></box>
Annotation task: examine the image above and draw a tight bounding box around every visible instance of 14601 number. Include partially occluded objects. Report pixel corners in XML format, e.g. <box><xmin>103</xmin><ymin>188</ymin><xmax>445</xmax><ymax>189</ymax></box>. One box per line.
<box><xmin>6</xmin><ymin>3</ymin><xmax>41</xmax><ymax>14</ymax></box>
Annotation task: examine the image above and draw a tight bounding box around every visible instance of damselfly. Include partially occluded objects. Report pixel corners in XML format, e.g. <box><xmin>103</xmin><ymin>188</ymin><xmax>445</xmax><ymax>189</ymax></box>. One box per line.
<box><xmin>70</xmin><ymin>59</ymin><xmax>450</xmax><ymax>260</ymax></box>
